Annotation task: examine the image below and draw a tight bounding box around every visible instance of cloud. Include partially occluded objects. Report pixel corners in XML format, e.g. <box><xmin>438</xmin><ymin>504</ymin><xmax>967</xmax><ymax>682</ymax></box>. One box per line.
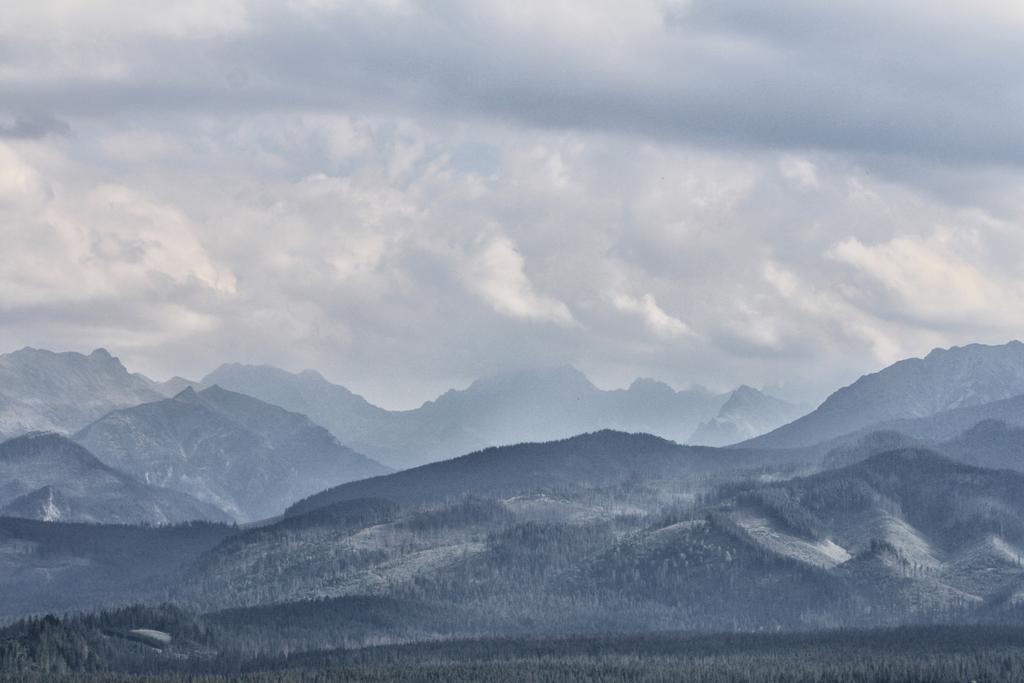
<box><xmin>613</xmin><ymin>293</ymin><xmax>693</xmax><ymax>339</ymax></box>
<box><xmin>779</xmin><ymin>155</ymin><xmax>819</xmax><ymax>189</ymax></box>
<box><xmin>2</xmin><ymin>2</ymin><xmax>1024</xmax><ymax>407</ymax></box>
<box><xmin>464</xmin><ymin>234</ymin><xmax>575</xmax><ymax>325</ymax></box>
<box><xmin>0</xmin><ymin>113</ymin><xmax>70</xmax><ymax>139</ymax></box>
<box><xmin>828</xmin><ymin>229</ymin><xmax>1024</xmax><ymax>328</ymax></box>
<box><xmin>4</xmin><ymin>2</ymin><xmax>1024</xmax><ymax>165</ymax></box>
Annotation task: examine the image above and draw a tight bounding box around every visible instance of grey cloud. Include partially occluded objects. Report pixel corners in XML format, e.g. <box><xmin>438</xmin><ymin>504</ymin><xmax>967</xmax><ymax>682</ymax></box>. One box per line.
<box><xmin>3</xmin><ymin>2</ymin><xmax>1023</xmax><ymax>165</ymax></box>
<box><xmin>0</xmin><ymin>113</ymin><xmax>70</xmax><ymax>139</ymax></box>
<box><xmin>2</xmin><ymin>2</ymin><xmax>1024</xmax><ymax>409</ymax></box>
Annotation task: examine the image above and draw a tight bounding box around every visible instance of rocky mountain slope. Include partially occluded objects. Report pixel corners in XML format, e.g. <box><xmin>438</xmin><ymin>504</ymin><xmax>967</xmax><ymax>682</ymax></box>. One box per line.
<box><xmin>0</xmin><ymin>348</ymin><xmax>162</xmax><ymax>437</ymax></box>
<box><xmin>152</xmin><ymin>376</ymin><xmax>208</xmax><ymax>397</ymax></box>
<box><xmin>740</xmin><ymin>341</ymin><xmax>1024</xmax><ymax>449</ymax></box>
<box><xmin>0</xmin><ymin>432</ymin><xmax>229</xmax><ymax>525</ymax></box>
<box><xmin>74</xmin><ymin>386</ymin><xmax>390</xmax><ymax>521</ymax></box>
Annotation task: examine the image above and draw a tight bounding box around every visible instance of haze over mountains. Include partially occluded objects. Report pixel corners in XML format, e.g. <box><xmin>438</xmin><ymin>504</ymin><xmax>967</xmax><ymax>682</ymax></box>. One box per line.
<box><xmin>203</xmin><ymin>363</ymin><xmax>801</xmax><ymax>468</ymax></box>
<box><xmin>689</xmin><ymin>385</ymin><xmax>807</xmax><ymax>447</ymax></box>
<box><xmin>742</xmin><ymin>342</ymin><xmax>1024</xmax><ymax>450</ymax></box>
<box><xmin>75</xmin><ymin>385</ymin><xmax>389</xmax><ymax>521</ymax></box>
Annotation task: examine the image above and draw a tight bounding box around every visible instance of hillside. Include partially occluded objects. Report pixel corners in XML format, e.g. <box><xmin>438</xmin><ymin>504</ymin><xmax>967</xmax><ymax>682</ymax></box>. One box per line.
<box><xmin>283</xmin><ymin>430</ymin><xmax>792</xmax><ymax>516</ymax></box>
<box><xmin>0</xmin><ymin>518</ymin><xmax>234</xmax><ymax>618</ymax></box>
<box><xmin>6</xmin><ymin>434</ymin><xmax>1024</xmax><ymax>633</ymax></box>
<box><xmin>0</xmin><ymin>432</ymin><xmax>231</xmax><ymax>525</ymax></box>
<box><xmin>167</xmin><ymin>445</ymin><xmax>1024</xmax><ymax>627</ymax></box>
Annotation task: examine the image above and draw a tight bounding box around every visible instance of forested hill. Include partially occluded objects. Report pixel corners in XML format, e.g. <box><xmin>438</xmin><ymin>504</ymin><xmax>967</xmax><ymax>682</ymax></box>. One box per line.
<box><xmin>284</xmin><ymin>430</ymin><xmax>789</xmax><ymax>515</ymax></box>
<box><xmin>7</xmin><ymin>610</ymin><xmax>1024</xmax><ymax>683</ymax></box>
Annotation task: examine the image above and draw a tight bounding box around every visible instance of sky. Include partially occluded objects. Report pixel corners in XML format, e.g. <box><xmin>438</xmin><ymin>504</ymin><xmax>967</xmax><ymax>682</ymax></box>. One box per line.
<box><xmin>3</xmin><ymin>1</ymin><xmax>1024</xmax><ymax>409</ymax></box>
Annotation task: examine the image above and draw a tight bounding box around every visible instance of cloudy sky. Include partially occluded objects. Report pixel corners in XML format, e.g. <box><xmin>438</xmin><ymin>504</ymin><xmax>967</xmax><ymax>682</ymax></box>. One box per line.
<box><xmin>3</xmin><ymin>1</ymin><xmax>1024</xmax><ymax>408</ymax></box>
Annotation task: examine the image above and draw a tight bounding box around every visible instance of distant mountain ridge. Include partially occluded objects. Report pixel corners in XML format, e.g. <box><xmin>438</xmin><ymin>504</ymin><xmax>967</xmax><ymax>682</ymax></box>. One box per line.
<box><xmin>202</xmin><ymin>364</ymin><xmax>741</xmax><ymax>469</ymax></box>
<box><xmin>0</xmin><ymin>347</ymin><xmax>162</xmax><ymax>437</ymax></box>
<box><xmin>74</xmin><ymin>385</ymin><xmax>390</xmax><ymax>521</ymax></box>
<box><xmin>689</xmin><ymin>385</ymin><xmax>807</xmax><ymax>446</ymax></box>
<box><xmin>0</xmin><ymin>432</ymin><xmax>230</xmax><ymax>524</ymax></box>
<box><xmin>153</xmin><ymin>376</ymin><xmax>208</xmax><ymax>397</ymax></box>
<box><xmin>740</xmin><ymin>341</ymin><xmax>1024</xmax><ymax>449</ymax></box>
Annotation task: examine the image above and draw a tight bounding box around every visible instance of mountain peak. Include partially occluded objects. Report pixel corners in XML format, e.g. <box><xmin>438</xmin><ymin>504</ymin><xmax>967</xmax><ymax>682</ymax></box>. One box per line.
<box><xmin>689</xmin><ymin>386</ymin><xmax>804</xmax><ymax>447</ymax></box>
<box><xmin>0</xmin><ymin>348</ymin><xmax>161</xmax><ymax>436</ymax></box>
<box><xmin>740</xmin><ymin>340</ymin><xmax>1024</xmax><ymax>449</ymax></box>
<box><xmin>0</xmin><ymin>431</ymin><xmax>75</xmax><ymax>458</ymax></box>
<box><xmin>627</xmin><ymin>377</ymin><xmax>677</xmax><ymax>395</ymax></box>
<box><xmin>76</xmin><ymin>384</ymin><xmax>389</xmax><ymax>521</ymax></box>
<box><xmin>0</xmin><ymin>431</ymin><xmax>116</xmax><ymax>474</ymax></box>
<box><xmin>728</xmin><ymin>384</ymin><xmax>762</xmax><ymax>400</ymax></box>
<box><xmin>924</xmin><ymin>339</ymin><xmax>1023</xmax><ymax>361</ymax></box>
<box><xmin>173</xmin><ymin>386</ymin><xmax>198</xmax><ymax>399</ymax></box>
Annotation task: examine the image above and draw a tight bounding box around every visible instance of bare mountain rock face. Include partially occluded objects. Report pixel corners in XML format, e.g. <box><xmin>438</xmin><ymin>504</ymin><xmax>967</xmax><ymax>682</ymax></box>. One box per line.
<box><xmin>741</xmin><ymin>341</ymin><xmax>1024</xmax><ymax>449</ymax></box>
<box><xmin>0</xmin><ymin>348</ymin><xmax>162</xmax><ymax>437</ymax></box>
<box><xmin>75</xmin><ymin>386</ymin><xmax>390</xmax><ymax>522</ymax></box>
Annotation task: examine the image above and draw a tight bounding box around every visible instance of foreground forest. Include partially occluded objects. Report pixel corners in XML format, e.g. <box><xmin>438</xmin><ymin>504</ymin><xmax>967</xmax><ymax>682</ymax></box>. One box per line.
<box><xmin>6</xmin><ymin>621</ymin><xmax>1024</xmax><ymax>682</ymax></box>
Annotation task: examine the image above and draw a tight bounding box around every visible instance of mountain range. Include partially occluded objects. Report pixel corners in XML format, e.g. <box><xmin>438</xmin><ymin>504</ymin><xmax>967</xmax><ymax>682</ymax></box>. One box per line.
<box><xmin>5</xmin><ymin>339</ymin><xmax>1024</xmax><ymax>643</ymax></box>
<box><xmin>74</xmin><ymin>385</ymin><xmax>390</xmax><ymax>521</ymax></box>
<box><xmin>0</xmin><ymin>347</ymin><xmax>162</xmax><ymax>438</ymax></box>
<box><xmin>0</xmin><ymin>346</ymin><xmax>810</xmax><ymax>472</ymax></box>
<box><xmin>12</xmin><ymin>432</ymin><xmax>1024</xmax><ymax>635</ymax></box>
<box><xmin>203</xmin><ymin>363</ymin><xmax>802</xmax><ymax>468</ymax></box>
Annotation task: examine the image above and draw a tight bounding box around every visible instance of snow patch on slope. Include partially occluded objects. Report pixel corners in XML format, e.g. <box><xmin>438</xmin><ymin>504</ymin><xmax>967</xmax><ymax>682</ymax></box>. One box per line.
<box><xmin>732</xmin><ymin>512</ymin><xmax>851</xmax><ymax>568</ymax></box>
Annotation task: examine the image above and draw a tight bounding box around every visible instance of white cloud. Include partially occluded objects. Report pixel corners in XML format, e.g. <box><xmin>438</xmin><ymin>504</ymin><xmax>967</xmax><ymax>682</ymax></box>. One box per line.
<box><xmin>828</xmin><ymin>228</ymin><xmax>1024</xmax><ymax>326</ymax></box>
<box><xmin>613</xmin><ymin>293</ymin><xmax>693</xmax><ymax>339</ymax></box>
<box><xmin>4</xmin><ymin>3</ymin><xmax>1024</xmax><ymax>405</ymax></box>
<box><xmin>0</xmin><ymin>143</ymin><xmax>49</xmax><ymax>206</ymax></box>
<box><xmin>779</xmin><ymin>155</ymin><xmax>819</xmax><ymax>189</ymax></box>
<box><xmin>463</xmin><ymin>234</ymin><xmax>575</xmax><ymax>325</ymax></box>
